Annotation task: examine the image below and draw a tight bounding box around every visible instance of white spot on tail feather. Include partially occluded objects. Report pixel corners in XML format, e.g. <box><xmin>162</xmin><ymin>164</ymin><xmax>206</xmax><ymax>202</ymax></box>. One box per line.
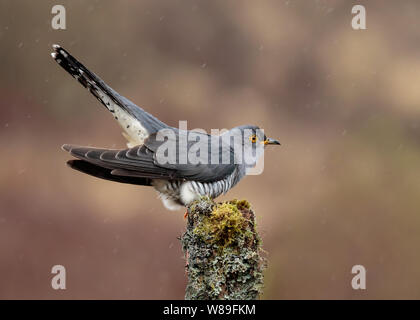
<box><xmin>95</xmin><ymin>88</ymin><xmax>149</xmax><ymax>147</ymax></box>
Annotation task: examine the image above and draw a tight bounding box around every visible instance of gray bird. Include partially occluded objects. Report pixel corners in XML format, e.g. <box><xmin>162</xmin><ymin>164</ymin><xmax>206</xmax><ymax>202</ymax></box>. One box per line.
<box><xmin>52</xmin><ymin>44</ymin><xmax>280</xmax><ymax>210</ymax></box>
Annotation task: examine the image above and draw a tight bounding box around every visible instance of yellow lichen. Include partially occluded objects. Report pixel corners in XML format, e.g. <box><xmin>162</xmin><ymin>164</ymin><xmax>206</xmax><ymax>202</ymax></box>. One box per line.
<box><xmin>193</xmin><ymin>202</ymin><xmax>249</xmax><ymax>248</ymax></box>
<box><xmin>229</xmin><ymin>199</ymin><xmax>251</xmax><ymax>210</ymax></box>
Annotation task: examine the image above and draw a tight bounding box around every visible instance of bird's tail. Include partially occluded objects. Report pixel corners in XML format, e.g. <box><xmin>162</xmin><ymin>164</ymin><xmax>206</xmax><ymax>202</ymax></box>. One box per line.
<box><xmin>51</xmin><ymin>44</ymin><xmax>132</xmax><ymax>115</ymax></box>
<box><xmin>51</xmin><ymin>44</ymin><xmax>169</xmax><ymax>146</ymax></box>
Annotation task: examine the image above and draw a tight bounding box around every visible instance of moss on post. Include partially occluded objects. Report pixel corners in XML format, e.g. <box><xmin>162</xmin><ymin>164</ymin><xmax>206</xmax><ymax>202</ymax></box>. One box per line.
<box><xmin>181</xmin><ymin>197</ymin><xmax>266</xmax><ymax>300</ymax></box>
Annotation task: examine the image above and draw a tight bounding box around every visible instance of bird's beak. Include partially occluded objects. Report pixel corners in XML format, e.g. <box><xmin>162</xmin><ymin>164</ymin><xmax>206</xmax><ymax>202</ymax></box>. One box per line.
<box><xmin>264</xmin><ymin>138</ymin><xmax>281</xmax><ymax>145</ymax></box>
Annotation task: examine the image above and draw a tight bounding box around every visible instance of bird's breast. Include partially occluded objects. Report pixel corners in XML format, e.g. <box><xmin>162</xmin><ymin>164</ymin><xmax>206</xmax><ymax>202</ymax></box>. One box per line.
<box><xmin>152</xmin><ymin>169</ymin><xmax>239</xmax><ymax>209</ymax></box>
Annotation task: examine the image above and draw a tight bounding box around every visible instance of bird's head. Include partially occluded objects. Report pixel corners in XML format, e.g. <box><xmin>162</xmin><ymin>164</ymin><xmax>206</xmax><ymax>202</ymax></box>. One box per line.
<box><xmin>233</xmin><ymin>124</ymin><xmax>280</xmax><ymax>147</ymax></box>
<box><xmin>226</xmin><ymin>124</ymin><xmax>280</xmax><ymax>168</ymax></box>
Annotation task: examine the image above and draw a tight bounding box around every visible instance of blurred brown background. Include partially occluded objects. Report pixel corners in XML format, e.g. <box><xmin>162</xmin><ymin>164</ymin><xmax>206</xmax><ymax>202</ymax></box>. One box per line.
<box><xmin>1</xmin><ymin>0</ymin><xmax>420</xmax><ymax>299</ymax></box>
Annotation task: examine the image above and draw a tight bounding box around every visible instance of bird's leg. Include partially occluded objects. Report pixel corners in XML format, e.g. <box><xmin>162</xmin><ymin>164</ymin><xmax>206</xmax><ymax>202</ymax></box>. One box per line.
<box><xmin>184</xmin><ymin>210</ymin><xmax>188</xmax><ymax>219</ymax></box>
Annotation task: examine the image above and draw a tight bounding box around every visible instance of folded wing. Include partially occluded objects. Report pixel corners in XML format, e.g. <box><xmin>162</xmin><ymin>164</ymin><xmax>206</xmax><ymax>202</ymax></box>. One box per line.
<box><xmin>63</xmin><ymin>131</ymin><xmax>237</xmax><ymax>184</ymax></box>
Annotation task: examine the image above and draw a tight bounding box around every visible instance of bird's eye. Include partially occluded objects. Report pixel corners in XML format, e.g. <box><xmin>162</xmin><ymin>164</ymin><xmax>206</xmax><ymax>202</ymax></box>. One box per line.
<box><xmin>249</xmin><ymin>134</ymin><xmax>257</xmax><ymax>143</ymax></box>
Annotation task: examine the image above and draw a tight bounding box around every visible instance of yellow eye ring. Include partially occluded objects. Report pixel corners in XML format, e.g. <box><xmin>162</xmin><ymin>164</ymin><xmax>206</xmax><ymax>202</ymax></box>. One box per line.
<box><xmin>249</xmin><ymin>134</ymin><xmax>257</xmax><ymax>143</ymax></box>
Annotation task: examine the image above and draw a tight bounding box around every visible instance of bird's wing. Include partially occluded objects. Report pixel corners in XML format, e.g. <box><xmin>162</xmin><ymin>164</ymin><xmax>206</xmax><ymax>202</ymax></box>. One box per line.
<box><xmin>144</xmin><ymin>131</ymin><xmax>237</xmax><ymax>182</ymax></box>
<box><xmin>67</xmin><ymin>160</ymin><xmax>152</xmax><ymax>186</ymax></box>
<box><xmin>63</xmin><ymin>144</ymin><xmax>177</xmax><ymax>180</ymax></box>
<box><xmin>63</xmin><ymin>131</ymin><xmax>237</xmax><ymax>183</ymax></box>
<box><xmin>51</xmin><ymin>44</ymin><xmax>169</xmax><ymax>147</ymax></box>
